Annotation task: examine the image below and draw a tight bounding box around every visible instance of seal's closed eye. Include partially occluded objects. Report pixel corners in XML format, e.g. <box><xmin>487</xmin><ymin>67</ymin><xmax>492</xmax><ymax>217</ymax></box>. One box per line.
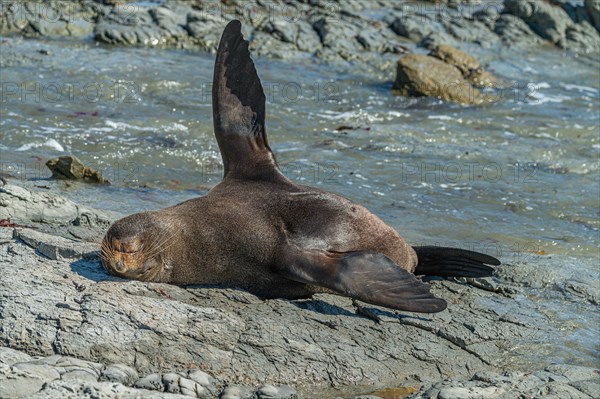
<box><xmin>110</xmin><ymin>237</ymin><xmax>143</xmax><ymax>254</ymax></box>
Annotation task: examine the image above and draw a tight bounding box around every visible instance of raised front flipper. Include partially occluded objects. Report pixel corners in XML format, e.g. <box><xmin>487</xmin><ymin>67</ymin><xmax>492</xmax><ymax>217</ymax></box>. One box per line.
<box><xmin>212</xmin><ymin>20</ymin><xmax>287</xmax><ymax>183</ymax></box>
<box><xmin>276</xmin><ymin>248</ymin><xmax>447</xmax><ymax>313</ymax></box>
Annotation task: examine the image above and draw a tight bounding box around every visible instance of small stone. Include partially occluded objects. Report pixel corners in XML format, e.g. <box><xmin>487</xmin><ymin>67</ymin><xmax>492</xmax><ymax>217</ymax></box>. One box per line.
<box><xmin>134</xmin><ymin>373</ymin><xmax>164</xmax><ymax>391</ymax></box>
<box><xmin>186</xmin><ymin>369</ymin><xmax>216</xmax><ymax>388</ymax></box>
<box><xmin>102</xmin><ymin>364</ymin><xmax>139</xmax><ymax>385</ymax></box>
<box><xmin>61</xmin><ymin>369</ymin><xmax>99</xmax><ymax>382</ymax></box>
<box><xmin>221</xmin><ymin>385</ymin><xmax>255</xmax><ymax>399</ymax></box>
<box><xmin>0</xmin><ymin>347</ymin><xmax>33</xmax><ymax>366</ymax></box>
<box><xmin>257</xmin><ymin>384</ymin><xmax>297</xmax><ymax>399</ymax></box>
<box><xmin>455</xmin><ymin>277</ymin><xmax>500</xmax><ymax>292</ymax></box>
<box><xmin>179</xmin><ymin>376</ymin><xmax>209</xmax><ymax>397</ymax></box>
<box><xmin>162</xmin><ymin>373</ymin><xmax>182</xmax><ymax>394</ymax></box>
<box><xmin>0</xmin><ymin>363</ymin><xmax>61</xmax><ymax>398</ymax></box>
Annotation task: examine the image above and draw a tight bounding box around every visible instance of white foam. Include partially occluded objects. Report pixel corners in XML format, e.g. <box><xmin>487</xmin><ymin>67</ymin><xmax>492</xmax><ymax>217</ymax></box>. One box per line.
<box><xmin>156</xmin><ymin>80</ymin><xmax>183</xmax><ymax>89</ymax></box>
<box><xmin>526</xmin><ymin>92</ymin><xmax>570</xmax><ymax>105</ymax></box>
<box><xmin>163</xmin><ymin>123</ymin><xmax>189</xmax><ymax>132</ymax></box>
<box><xmin>387</xmin><ymin>111</ymin><xmax>409</xmax><ymax>118</ymax></box>
<box><xmin>105</xmin><ymin>120</ymin><xmax>149</xmax><ymax>131</ymax></box>
<box><xmin>537</xmin><ymin>82</ymin><xmax>551</xmax><ymax>89</ymax></box>
<box><xmin>318</xmin><ymin>109</ymin><xmax>383</xmax><ymax>123</ymax></box>
<box><xmin>523</xmin><ymin>66</ymin><xmax>538</xmax><ymax>74</ymax></box>
<box><xmin>561</xmin><ymin>84</ymin><xmax>598</xmax><ymax>94</ymax></box>
<box><xmin>105</xmin><ymin>120</ymin><xmax>188</xmax><ymax>133</ymax></box>
<box><xmin>428</xmin><ymin>115</ymin><xmax>453</xmax><ymax>121</ymax></box>
<box><xmin>16</xmin><ymin>138</ymin><xmax>64</xmax><ymax>152</ymax></box>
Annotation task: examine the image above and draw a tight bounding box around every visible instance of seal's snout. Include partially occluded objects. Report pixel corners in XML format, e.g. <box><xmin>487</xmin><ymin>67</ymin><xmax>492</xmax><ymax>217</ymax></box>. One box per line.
<box><xmin>100</xmin><ymin>233</ymin><xmax>146</xmax><ymax>276</ymax></box>
<box><xmin>114</xmin><ymin>260</ymin><xmax>126</xmax><ymax>272</ymax></box>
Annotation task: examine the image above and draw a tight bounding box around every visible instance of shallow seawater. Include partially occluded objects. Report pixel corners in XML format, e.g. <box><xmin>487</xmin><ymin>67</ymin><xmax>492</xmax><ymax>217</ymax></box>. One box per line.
<box><xmin>1</xmin><ymin>37</ymin><xmax>599</xmax><ymax>373</ymax></box>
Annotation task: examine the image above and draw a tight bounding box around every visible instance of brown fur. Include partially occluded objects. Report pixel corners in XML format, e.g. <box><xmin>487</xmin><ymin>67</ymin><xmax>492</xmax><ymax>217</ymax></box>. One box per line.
<box><xmin>102</xmin><ymin>179</ymin><xmax>417</xmax><ymax>299</ymax></box>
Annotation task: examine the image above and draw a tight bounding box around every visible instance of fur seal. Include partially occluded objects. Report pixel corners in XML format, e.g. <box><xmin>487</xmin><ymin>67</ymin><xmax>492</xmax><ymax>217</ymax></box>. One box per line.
<box><xmin>101</xmin><ymin>20</ymin><xmax>500</xmax><ymax>313</ymax></box>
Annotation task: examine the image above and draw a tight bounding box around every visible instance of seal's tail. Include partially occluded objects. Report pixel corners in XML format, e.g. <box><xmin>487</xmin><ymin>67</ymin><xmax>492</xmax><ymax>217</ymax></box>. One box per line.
<box><xmin>413</xmin><ymin>246</ymin><xmax>500</xmax><ymax>278</ymax></box>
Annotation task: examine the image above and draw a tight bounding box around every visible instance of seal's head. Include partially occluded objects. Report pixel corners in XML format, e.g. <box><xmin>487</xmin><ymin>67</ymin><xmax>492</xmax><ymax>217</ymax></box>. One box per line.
<box><xmin>101</xmin><ymin>211</ymin><xmax>174</xmax><ymax>282</ymax></box>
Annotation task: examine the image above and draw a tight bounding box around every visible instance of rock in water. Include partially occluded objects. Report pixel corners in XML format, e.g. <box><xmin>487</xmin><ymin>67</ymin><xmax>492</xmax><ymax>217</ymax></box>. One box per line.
<box><xmin>46</xmin><ymin>155</ymin><xmax>109</xmax><ymax>184</ymax></box>
<box><xmin>392</xmin><ymin>54</ymin><xmax>481</xmax><ymax>105</ymax></box>
<box><xmin>429</xmin><ymin>44</ymin><xmax>497</xmax><ymax>88</ymax></box>
<box><xmin>46</xmin><ymin>156</ymin><xmax>85</xmax><ymax>179</ymax></box>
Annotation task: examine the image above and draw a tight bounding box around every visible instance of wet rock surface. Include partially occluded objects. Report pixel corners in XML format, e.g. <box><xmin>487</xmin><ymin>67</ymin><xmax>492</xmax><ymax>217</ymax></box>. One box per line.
<box><xmin>0</xmin><ymin>179</ymin><xmax>598</xmax><ymax>397</ymax></box>
<box><xmin>502</xmin><ymin>0</ymin><xmax>600</xmax><ymax>52</ymax></box>
<box><xmin>411</xmin><ymin>366</ymin><xmax>600</xmax><ymax>399</ymax></box>
<box><xmin>587</xmin><ymin>0</ymin><xmax>600</xmax><ymax>31</ymax></box>
<box><xmin>1</xmin><ymin>0</ymin><xmax>598</xmax><ymax>65</ymax></box>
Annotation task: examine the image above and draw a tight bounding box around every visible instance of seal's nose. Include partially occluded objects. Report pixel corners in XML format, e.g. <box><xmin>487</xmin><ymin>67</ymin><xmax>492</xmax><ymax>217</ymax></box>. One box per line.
<box><xmin>115</xmin><ymin>260</ymin><xmax>126</xmax><ymax>272</ymax></box>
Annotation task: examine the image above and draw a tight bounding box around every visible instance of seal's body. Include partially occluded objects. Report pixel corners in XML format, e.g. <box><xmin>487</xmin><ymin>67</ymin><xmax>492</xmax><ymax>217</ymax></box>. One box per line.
<box><xmin>102</xmin><ymin>20</ymin><xmax>500</xmax><ymax>313</ymax></box>
<box><xmin>116</xmin><ymin>180</ymin><xmax>416</xmax><ymax>297</ymax></box>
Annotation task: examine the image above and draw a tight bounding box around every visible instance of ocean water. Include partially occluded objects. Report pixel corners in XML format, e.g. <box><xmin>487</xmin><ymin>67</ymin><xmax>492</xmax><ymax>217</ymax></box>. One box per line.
<box><xmin>0</xmin><ymin>37</ymin><xmax>598</xmax><ymax>372</ymax></box>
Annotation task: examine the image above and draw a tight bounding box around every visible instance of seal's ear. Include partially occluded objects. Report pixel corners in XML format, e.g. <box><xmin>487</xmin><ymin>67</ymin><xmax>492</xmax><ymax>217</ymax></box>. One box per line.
<box><xmin>212</xmin><ymin>20</ymin><xmax>287</xmax><ymax>182</ymax></box>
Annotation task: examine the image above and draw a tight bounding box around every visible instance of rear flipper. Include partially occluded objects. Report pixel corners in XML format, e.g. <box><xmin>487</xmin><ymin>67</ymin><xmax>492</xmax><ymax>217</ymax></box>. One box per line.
<box><xmin>276</xmin><ymin>247</ymin><xmax>447</xmax><ymax>313</ymax></box>
<box><xmin>413</xmin><ymin>246</ymin><xmax>501</xmax><ymax>278</ymax></box>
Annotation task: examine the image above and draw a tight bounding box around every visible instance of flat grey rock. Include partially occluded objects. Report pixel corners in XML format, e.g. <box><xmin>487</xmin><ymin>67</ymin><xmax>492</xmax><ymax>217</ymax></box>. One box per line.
<box><xmin>0</xmin><ymin>347</ymin><xmax>34</xmax><ymax>366</ymax></box>
<box><xmin>28</xmin><ymin>379</ymin><xmax>192</xmax><ymax>399</ymax></box>
<box><xmin>221</xmin><ymin>385</ymin><xmax>255</xmax><ymax>399</ymax></box>
<box><xmin>257</xmin><ymin>384</ymin><xmax>298</xmax><ymax>399</ymax></box>
<box><xmin>102</xmin><ymin>363</ymin><xmax>139</xmax><ymax>384</ymax></box>
<box><xmin>0</xmin><ymin>363</ymin><xmax>60</xmax><ymax>398</ymax></box>
<box><xmin>14</xmin><ymin>228</ymin><xmax>99</xmax><ymax>260</ymax></box>
<box><xmin>411</xmin><ymin>366</ymin><xmax>600</xmax><ymax>399</ymax></box>
<box><xmin>0</xmin><ymin>119</ymin><xmax>597</xmax><ymax>399</ymax></box>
